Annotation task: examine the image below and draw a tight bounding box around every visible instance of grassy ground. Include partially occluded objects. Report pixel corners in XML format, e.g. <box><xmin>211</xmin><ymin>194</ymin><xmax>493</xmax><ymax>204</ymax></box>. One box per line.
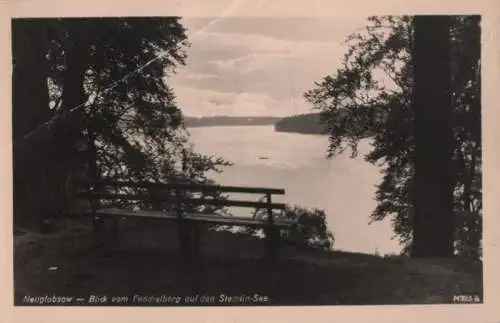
<box><xmin>13</xmin><ymin>216</ymin><xmax>483</xmax><ymax>306</ymax></box>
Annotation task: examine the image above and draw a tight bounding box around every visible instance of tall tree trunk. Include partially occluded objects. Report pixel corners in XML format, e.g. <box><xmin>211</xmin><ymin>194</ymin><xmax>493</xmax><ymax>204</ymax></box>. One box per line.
<box><xmin>12</xmin><ymin>19</ymin><xmax>52</xmax><ymax>228</ymax></box>
<box><xmin>411</xmin><ymin>15</ymin><xmax>455</xmax><ymax>257</ymax></box>
<box><xmin>46</xmin><ymin>29</ymin><xmax>89</xmax><ymax>217</ymax></box>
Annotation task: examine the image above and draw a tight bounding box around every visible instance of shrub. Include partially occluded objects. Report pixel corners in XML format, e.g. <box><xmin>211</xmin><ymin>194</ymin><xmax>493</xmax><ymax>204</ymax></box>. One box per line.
<box><xmin>248</xmin><ymin>205</ymin><xmax>335</xmax><ymax>251</ymax></box>
<box><xmin>280</xmin><ymin>206</ymin><xmax>335</xmax><ymax>251</ymax></box>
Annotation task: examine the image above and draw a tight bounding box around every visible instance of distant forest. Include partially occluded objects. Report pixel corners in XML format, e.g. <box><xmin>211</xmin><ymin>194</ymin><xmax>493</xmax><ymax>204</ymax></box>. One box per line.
<box><xmin>184</xmin><ymin>116</ymin><xmax>281</xmax><ymax>127</ymax></box>
<box><xmin>185</xmin><ymin>113</ymin><xmax>374</xmax><ymax>137</ymax></box>
<box><xmin>184</xmin><ymin>114</ymin><xmax>329</xmax><ymax>135</ymax></box>
<box><xmin>274</xmin><ymin>113</ymin><xmax>328</xmax><ymax>135</ymax></box>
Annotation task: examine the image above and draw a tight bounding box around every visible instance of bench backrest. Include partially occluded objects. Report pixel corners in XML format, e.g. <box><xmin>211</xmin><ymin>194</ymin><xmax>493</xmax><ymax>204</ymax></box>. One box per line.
<box><xmin>77</xmin><ymin>180</ymin><xmax>286</xmax><ymax>223</ymax></box>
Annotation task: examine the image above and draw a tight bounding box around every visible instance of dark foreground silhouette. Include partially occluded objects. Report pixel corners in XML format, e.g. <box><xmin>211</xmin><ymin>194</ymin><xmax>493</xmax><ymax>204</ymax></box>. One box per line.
<box><xmin>14</xmin><ymin>217</ymin><xmax>482</xmax><ymax>306</ymax></box>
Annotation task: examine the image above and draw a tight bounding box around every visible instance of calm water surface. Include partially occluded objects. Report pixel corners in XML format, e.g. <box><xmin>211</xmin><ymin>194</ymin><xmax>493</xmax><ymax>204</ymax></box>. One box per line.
<box><xmin>188</xmin><ymin>125</ymin><xmax>401</xmax><ymax>255</ymax></box>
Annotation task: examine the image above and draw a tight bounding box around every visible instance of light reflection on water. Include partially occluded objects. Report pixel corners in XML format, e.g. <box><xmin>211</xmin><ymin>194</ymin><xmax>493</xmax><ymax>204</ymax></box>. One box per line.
<box><xmin>188</xmin><ymin>125</ymin><xmax>401</xmax><ymax>255</ymax></box>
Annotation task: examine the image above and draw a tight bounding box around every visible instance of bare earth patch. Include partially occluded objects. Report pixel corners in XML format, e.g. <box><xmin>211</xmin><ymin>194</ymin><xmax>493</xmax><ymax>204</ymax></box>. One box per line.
<box><xmin>13</xmin><ymin>217</ymin><xmax>482</xmax><ymax>306</ymax></box>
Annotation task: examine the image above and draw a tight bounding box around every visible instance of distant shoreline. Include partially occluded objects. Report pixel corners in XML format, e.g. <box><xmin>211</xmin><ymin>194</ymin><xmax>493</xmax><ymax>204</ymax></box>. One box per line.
<box><xmin>184</xmin><ymin>113</ymin><xmax>329</xmax><ymax>136</ymax></box>
<box><xmin>184</xmin><ymin>116</ymin><xmax>282</xmax><ymax>128</ymax></box>
<box><xmin>183</xmin><ymin>115</ymin><xmax>376</xmax><ymax>138</ymax></box>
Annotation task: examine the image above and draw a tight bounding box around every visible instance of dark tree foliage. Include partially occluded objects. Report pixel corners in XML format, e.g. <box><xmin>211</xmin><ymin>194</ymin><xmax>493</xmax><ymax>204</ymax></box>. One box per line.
<box><xmin>280</xmin><ymin>206</ymin><xmax>335</xmax><ymax>251</ymax></box>
<box><xmin>305</xmin><ymin>16</ymin><xmax>481</xmax><ymax>259</ymax></box>
<box><xmin>244</xmin><ymin>204</ymin><xmax>335</xmax><ymax>251</ymax></box>
<box><xmin>12</xmin><ymin>17</ymin><xmax>230</xmax><ymax>226</ymax></box>
<box><xmin>12</xmin><ymin>20</ymin><xmax>53</xmax><ymax>227</ymax></box>
<box><xmin>274</xmin><ymin>113</ymin><xmax>328</xmax><ymax>135</ymax></box>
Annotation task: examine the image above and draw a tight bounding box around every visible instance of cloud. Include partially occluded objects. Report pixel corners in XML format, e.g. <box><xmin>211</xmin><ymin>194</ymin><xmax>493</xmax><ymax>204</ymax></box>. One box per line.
<box><xmin>171</xmin><ymin>41</ymin><xmax>346</xmax><ymax>101</ymax></box>
<box><xmin>194</xmin><ymin>31</ymin><xmax>344</xmax><ymax>56</ymax></box>
<box><xmin>168</xmin><ymin>17</ymin><xmax>365</xmax><ymax>117</ymax></box>
<box><xmin>174</xmin><ymin>85</ymin><xmax>312</xmax><ymax>117</ymax></box>
<box><xmin>182</xmin><ymin>17</ymin><xmax>368</xmax><ymax>43</ymax></box>
<box><xmin>207</xmin><ymin>52</ymin><xmax>296</xmax><ymax>74</ymax></box>
<box><xmin>179</xmin><ymin>69</ymin><xmax>219</xmax><ymax>81</ymax></box>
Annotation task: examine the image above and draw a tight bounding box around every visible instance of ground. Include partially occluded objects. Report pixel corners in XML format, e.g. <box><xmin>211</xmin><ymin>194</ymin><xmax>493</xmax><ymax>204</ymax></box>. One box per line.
<box><xmin>13</xmin><ymin>216</ymin><xmax>483</xmax><ymax>306</ymax></box>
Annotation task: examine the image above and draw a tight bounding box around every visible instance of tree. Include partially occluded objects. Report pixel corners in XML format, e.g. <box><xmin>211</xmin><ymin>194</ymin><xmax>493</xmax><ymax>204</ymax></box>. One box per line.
<box><xmin>11</xmin><ymin>18</ymin><xmax>231</xmax><ymax>227</ymax></box>
<box><xmin>242</xmin><ymin>204</ymin><xmax>335</xmax><ymax>251</ymax></box>
<box><xmin>411</xmin><ymin>15</ymin><xmax>454</xmax><ymax>257</ymax></box>
<box><xmin>12</xmin><ymin>20</ymin><xmax>52</xmax><ymax>228</ymax></box>
<box><xmin>274</xmin><ymin>113</ymin><xmax>329</xmax><ymax>135</ymax></box>
<box><xmin>280</xmin><ymin>206</ymin><xmax>335</xmax><ymax>251</ymax></box>
<box><xmin>304</xmin><ymin>16</ymin><xmax>481</xmax><ymax>258</ymax></box>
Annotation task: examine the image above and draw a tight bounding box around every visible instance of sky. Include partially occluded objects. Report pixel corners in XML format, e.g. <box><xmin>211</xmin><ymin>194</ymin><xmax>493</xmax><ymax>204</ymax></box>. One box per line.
<box><xmin>168</xmin><ymin>16</ymin><xmax>369</xmax><ymax>117</ymax></box>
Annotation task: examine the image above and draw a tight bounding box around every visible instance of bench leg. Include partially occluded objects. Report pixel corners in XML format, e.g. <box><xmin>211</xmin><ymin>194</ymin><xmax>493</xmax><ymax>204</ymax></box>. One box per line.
<box><xmin>274</xmin><ymin>229</ymin><xmax>282</xmax><ymax>260</ymax></box>
<box><xmin>265</xmin><ymin>226</ymin><xmax>281</xmax><ymax>266</ymax></box>
<box><xmin>92</xmin><ymin>215</ymin><xmax>101</xmax><ymax>232</ymax></box>
<box><xmin>274</xmin><ymin>228</ymin><xmax>282</xmax><ymax>262</ymax></box>
<box><xmin>192</xmin><ymin>222</ymin><xmax>201</xmax><ymax>262</ymax></box>
<box><xmin>178</xmin><ymin>220</ymin><xmax>192</xmax><ymax>266</ymax></box>
<box><xmin>92</xmin><ymin>215</ymin><xmax>106</xmax><ymax>245</ymax></box>
<box><xmin>112</xmin><ymin>217</ymin><xmax>120</xmax><ymax>241</ymax></box>
<box><xmin>177</xmin><ymin>221</ymin><xmax>202</xmax><ymax>269</ymax></box>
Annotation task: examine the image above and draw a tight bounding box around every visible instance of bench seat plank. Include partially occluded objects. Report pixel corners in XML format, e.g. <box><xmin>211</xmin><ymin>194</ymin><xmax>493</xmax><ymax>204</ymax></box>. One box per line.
<box><xmin>89</xmin><ymin>209</ymin><xmax>178</xmax><ymax>220</ymax></box>
<box><xmin>77</xmin><ymin>179</ymin><xmax>286</xmax><ymax>195</ymax></box>
<box><xmin>87</xmin><ymin>208</ymin><xmax>297</xmax><ymax>228</ymax></box>
<box><xmin>184</xmin><ymin>213</ymin><xmax>297</xmax><ymax>228</ymax></box>
<box><xmin>79</xmin><ymin>193</ymin><xmax>286</xmax><ymax>210</ymax></box>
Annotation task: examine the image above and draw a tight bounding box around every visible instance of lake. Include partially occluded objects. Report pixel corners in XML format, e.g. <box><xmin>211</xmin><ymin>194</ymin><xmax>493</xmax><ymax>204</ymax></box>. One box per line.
<box><xmin>188</xmin><ymin>125</ymin><xmax>402</xmax><ymax>255</ymax></box>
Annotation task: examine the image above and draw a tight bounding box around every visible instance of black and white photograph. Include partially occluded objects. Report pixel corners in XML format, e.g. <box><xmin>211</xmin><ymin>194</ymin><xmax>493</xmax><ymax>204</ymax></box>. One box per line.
<box><xmin>12</xmin><ymin>13</ymin><xmax>484</xmax><ymax>307</ymax></box>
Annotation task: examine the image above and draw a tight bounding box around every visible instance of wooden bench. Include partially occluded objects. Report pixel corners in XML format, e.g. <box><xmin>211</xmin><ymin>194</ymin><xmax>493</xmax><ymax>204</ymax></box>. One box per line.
<box><xmin>76</xmin><ymin>180</ymin><xmax>298</xmax><ymax>264</ymax></box>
